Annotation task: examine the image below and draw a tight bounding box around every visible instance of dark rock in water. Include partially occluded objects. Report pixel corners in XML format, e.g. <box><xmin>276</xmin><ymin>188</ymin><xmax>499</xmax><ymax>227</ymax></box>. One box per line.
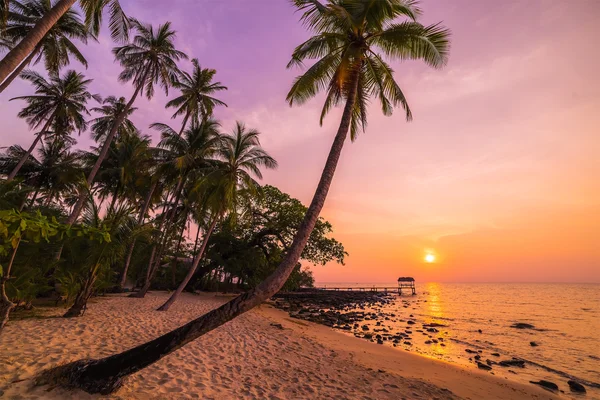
<box><xmin>425</xmin><ymin>340</ymin><xmax>432</xmax><ymax>344</ymax></box>
<box><xmin>440</xmin><ymin>343</ymin><xmax>446</xmax><ymax>346</ymax></box>
<box><xmin>474</xmin><ymin>355</ymin><xmax>481</xmax><ymax>360</ymax></box>
<box><xmin>529</xmin><ymin>341</ymin><xmax>538</xmax><ymax>347</ymax></box>
<box><xmin>424</xmin><ymin>322</ymin><xmax>447</xmax><ymax>328</ymax></box>
<box><xmin>530</xmin><ymin>380</ymin><xmax>558</xmax><ymax>391</ymax></box>
<box><xmin>377</xmin><ymin>339</ymin><xmax>384</xmax><ymax>345</ymax></box>
<box><xmin>362</xmin><ymin>325</ymin><xmax>369</xmax><ymax>331</ymax></box>
<box><xmin>407</xmin><ymin>320</ymin><xmax>415</xmax><ymax>325</ymax></box>
<box><xmin>404</xmin><ymin>341</ymin><xmax>412</xmax><ymax>345</ymax></box>
<box><xmin>485</xmin><ymin>359</ymin><xmax>495</xmax><ymax>366</ymax></box>
<box><xmin>364</xmin><ymin>333</ymin><xmax>373</xmax><ymax>339</ymax></box>
<box><xmin>567</xmin><ymin>381</ymin><xmax>586</xmax><ymax>393</ymax></box>
<box><xmin>491</xmin><ymin>353</ymin><xmax>500</xmax><ymax>357</ymax></box>
<box><xmin>477</xmin><ymin>362</ymin><xmax>492</xmax><ymax>371</ymax></box>
<box><xmin>270</xmin><ymin>323</ymin><xmax>284</xmax><ymax>330</ymax></box>
<box><xmin>511</xmin><ymin>322</ymin><xmax>536</xmax><ymax>329</ymax></box>
<box><xmin>498</xmin><ymin>359</ymin><xmax>525</xmax><ymax>368</ymax></box>
<box><xmin>478</xmin><ymin>329</ymin><xmax>482</xmax><ymax>333</ymax></box>
<box><xmin>465</xmin><ymin>349</ymin><xmax>477</xmax><ymax>354</ymax></box>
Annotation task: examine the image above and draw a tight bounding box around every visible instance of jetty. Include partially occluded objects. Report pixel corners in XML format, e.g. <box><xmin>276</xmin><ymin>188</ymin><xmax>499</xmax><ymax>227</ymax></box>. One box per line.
<box><xmin>315</xmin><ymin>277</ymin><xmax>416</xmax><ymax>295</ymax></box>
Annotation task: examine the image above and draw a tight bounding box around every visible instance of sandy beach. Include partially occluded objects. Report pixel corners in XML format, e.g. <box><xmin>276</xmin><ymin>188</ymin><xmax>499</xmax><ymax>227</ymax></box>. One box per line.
<box><xmin>0</xmin><ymin>292</ymin><xmax>559</xmax><ymax>399</ymax></box>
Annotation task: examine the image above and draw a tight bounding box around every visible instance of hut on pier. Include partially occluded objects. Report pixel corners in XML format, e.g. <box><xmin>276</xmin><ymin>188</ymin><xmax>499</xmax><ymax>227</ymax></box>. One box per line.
<box><xmin>397</xmin><ymin>277</ymin><xmax>416</xmax><ymax>295</ymax></box>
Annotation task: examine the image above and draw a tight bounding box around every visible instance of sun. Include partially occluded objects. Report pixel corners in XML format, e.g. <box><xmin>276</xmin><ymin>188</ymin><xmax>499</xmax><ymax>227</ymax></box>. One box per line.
<box><xmin>425</xmin><ymin>253</ymin><xmax>436</xmax><ymax>263</ymax></box>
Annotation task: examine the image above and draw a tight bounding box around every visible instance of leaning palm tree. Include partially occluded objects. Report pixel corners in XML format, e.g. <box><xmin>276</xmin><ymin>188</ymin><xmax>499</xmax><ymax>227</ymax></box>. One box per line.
<box><xmin>38</xmin><ymin>0</ymin><xmax>450</xmax><ymax>393</ymax></box>
<box><xmin>157</xmin><ymin>122</ymin><xmax>277</xmax><ymax>311</ymax></box>
<box><xmin>65</xmin><ymin>19</ymin><xmax>187</xmax><ymax>225</ymax></box>
<box><xmin>89</xmin><ymin>96</ymin><xmax>137</xmax><ymax>143</ymax></box>
<box><xmin>6</xmin><ymin>69</ymin><xmax>95</xmax><ymax>181</ymax></box>
<box><xmin>0</xmin><ymin>0</ymin><xmax>128</xmax><ymax>88</ymax></box>
<box><xmin>0</xmin><ymin>0</ymin><xmax>89</xmax><ymax>93</ymax></box>
<box><xmin>166</xmin><ymin>58</ymin><xmax>228</xmax><ymax>134</ymax></box>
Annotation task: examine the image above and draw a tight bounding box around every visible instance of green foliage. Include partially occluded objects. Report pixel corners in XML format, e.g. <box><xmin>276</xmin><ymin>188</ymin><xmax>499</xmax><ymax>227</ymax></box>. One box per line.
<box><xmin>287</xmin><ymin>0</ymin><xmax>450</xmax><ymax>140</ymax></box>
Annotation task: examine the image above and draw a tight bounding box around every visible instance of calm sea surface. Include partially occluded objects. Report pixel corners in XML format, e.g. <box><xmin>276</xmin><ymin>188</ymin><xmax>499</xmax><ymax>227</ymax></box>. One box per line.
<box><xmin>317</xmin><ymin>282</ymin><xmax>600</xmax><ymax>399</ymax></box>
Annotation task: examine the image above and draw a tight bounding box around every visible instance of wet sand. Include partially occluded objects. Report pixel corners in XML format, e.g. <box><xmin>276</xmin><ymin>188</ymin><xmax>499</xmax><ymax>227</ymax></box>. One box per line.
<box><xmin>0</xmin><ymin>292</ymin><xmax>558</xmax><ymax>399</ymax></box>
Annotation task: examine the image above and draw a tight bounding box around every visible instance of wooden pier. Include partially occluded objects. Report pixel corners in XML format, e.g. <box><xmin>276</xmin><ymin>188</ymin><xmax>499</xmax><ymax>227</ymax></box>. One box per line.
<box><xmin>316</xmin><ymin>277</ymin><xmax>416</xmax><ymax>295</ymax></box>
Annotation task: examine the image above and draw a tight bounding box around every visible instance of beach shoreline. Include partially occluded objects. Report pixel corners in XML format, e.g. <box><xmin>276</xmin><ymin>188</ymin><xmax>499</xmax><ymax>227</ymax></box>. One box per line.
<box><xmin>0</xmin><ymin>292</ymin><xmax>559</xmax><ymax>399</ymax></box>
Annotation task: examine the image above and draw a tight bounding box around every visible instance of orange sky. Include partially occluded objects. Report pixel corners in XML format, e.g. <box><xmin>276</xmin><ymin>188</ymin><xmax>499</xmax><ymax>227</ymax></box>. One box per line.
<box><xmin>1</xmin><ymin>0</ymin><xmax>598</xmax><ymax>283</ymax></box>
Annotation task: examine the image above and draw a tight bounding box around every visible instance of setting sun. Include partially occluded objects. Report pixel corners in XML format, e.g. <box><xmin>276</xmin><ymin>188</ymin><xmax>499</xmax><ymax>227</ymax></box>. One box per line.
<box><xmin>425</xmin><ymin>253</ymin><xmax>436</xmax><ymax>263</ymax></box>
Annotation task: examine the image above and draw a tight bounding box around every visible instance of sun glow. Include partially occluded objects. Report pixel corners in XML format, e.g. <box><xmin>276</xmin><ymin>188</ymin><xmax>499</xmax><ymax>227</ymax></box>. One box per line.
<box><xmin>425</xmin><ymin>253</ymin><xmax>436</xmax><ymax>263</ymax></box>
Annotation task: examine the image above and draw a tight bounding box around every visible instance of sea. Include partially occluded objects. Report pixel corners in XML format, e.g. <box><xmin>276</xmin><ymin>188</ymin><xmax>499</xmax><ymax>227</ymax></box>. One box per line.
<box><xmin>316</xmin><ymin>282</ymin><xmax>600</xmax><ymax>399</ymax></box>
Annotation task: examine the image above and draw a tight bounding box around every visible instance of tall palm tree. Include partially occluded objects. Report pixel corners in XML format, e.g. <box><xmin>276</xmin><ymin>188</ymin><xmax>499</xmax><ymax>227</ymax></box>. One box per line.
<box><xmin>157</xmin><ymin>122</ymin><xmax>277</xmax><ymax>311</ymax></box>
<box><xmin>0</xmin><ymin>0</ymin><xmax>89</xmax><ymax>93</ymax></box>
<box><xmin>89</xmin><ymin>96</ymin><xmax>137</xmax><ymax>143</ymax></box>
<box><xmin>132</xmin><ymin>119</ymin><xmax>222</xmax><ymax>298</ymax></box>
<box><xmin>0</xmin><ymin>0</ymin><xmax>128</xmax><ymax>88</ymax></box>
<box><xmin>6</xmin><ymin>69</ymin><xmax>95</xmax><ymax>181</ymax></box>
<box><xmin>166</xmin><ymin>58</ymin><xmax>228</xmax><ymax>135</ymax></box>
<box><xmin>65</xmin><ymin>19</ymin><xmax>187</xmax><ymax>225</ymax></box>
<box><xmin>38</xmin><ymin>1</ymin><xmax>450</xmax><ymax>393</ymax></box>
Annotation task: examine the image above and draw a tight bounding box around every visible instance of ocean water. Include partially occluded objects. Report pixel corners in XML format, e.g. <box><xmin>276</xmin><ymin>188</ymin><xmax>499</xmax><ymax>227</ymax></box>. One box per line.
<box><xmin>317</xmin><ymin>282</ymin><xmax>600</xmax><ymax>398</ymax></box>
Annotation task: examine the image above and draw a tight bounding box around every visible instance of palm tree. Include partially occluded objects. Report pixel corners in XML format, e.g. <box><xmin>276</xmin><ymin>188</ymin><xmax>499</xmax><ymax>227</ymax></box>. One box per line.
<box><xmin>65</xmin><ymin>19</ymin><xmax>187</xmax><ymax>225</ymax></box>
<box><xmin>6</xmin><ymin>69</ymin><xmax>95</xmax><ymax>181</ymax></box>
<box><xmin>0</xmin><ymin>139</ymin><xmax>82</xmax><ymax>207</ymax></box>
<box><xmin>0</xmin><ymin>0</ymin><xmax>89</xmax><ymax>93</ymax></box>
<box><xmin>157</xmin><ymin>122</ymin><xmax>277</xmax><ymax>311</ymax></box>
<box><xmin>0</xmin><ymin>0</ymin><xmax>128</xmax><ymax>88</ymax></box>
<box><xmin>166</xmin><ymin>58</ymin><xmax>228</xmax><ymax>134</ymax></box>
<box><xmin>89</xmin><ymin>96</ymin><xmax>137</xmax><ymax>143</ymax></box>
<box><xmin>84</xmin><ymin>130</ymin><xmax>152</xmax><ymax>213</ymax></box>
<box><xmin>132</xmin><ymin>119</ymin><xmax>222</xmax><ymax>298</ymax></box>
<box><xmin>38</xmin><ymin>1</ymin><xmax>450</xmax><ymax>393</ymax></box>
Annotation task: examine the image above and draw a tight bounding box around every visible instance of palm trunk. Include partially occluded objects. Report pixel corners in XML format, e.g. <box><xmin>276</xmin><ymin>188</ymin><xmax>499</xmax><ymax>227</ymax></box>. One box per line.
<box><xmin>0</xmin><ymin>43</ymin><xmax>41</xmax><ymax>94</ymax></box>
<box><xmin>177</xmin><ymin>113</ymin><xmax>189</xmax><ymax>137</ymax></box>
<box><xmin>0</xmin><ymin>237</ymin><xmax>22</xmax><ymax>333</ymax></box>
<box><xmin>118</xmin><ymin>182</ymin><xmax>157</xmax><ymax>290</ymax></box>
<box><xmin>7</xmin><ymin>115</ymin><xmax>54</xmax><ymax>181</ymax></box>
<box><xmin>0</xmin><ymin>0</ymin><xmax>76</xmax><ymax>85</ymax></box>
<box><xmin>170</xmin><ymin>216</ymin><xmax>187</xmax><ymax>288</ymax></box>
<box><xmin>192</xmin><ymin>224</ymin><xmax>201</xmax><ymax>253</ymax></box>
<box><xmin>129</xmin><ymin>183</ymin><xmax>180</xmax><ymax>298</ymax></box>
<box><xmin>63</xmin><ymin>263</ymin><xmax>100</xmax><ymax>318</ymax></box>
<box><xmin>35</xmin><ymin>68</ymin><xmax>360</xmax><ymax>395</ymax></box>
<box><xmin>133</xmin><ymin>177</ymin><xmax>185</xmax><ymax>297</ymax></box>
<box><xmin>157</xmin><ymin>214</ymin><xmax>218</xmax><ymax>311</ymax></box>
<box><xmin>66</xmin><ymin>67</ymin><xmax>150</xmax><ymax>226</ymax></box>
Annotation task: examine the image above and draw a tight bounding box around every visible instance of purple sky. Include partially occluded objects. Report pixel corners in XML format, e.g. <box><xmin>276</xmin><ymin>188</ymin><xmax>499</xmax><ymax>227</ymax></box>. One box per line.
<box><xmin>1</xmin><ymin>0</ymin><xmax>599</xmax><ymax>283</ymax></box>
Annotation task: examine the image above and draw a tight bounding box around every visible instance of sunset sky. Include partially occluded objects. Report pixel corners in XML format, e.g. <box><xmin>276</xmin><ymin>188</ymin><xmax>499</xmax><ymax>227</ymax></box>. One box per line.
<box><xmin>1</xmin><ymin>0</ymin><xmax>598</xmax><ymax>283</ymax></box>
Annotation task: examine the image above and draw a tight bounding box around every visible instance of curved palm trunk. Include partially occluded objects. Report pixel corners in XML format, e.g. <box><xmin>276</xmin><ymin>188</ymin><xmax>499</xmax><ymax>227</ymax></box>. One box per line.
<box><xmin>36</xmin><ymin>69</ymin><xmax>360</xmax><ymax>395</ymax></box>
<box><xmin>0</xmin><ymin>0</ymin><xmax>76</xmax><ymax>86</ymax></box>
<box><xmin>0</xmin><ymin>44</ymin><xmax>41</xmax><ymax>94</ymax></box>
<box><xmin>157</xmin><ymin>214</ymin><xmax>218</xmax><ymax>311</ymax></box>
<box><xmin>7</xmin><ymin>115</ymin><xmax>54</xmax><ymax>181</ymax></box>
<box><xmin>66</xmin><ymin>67</ymin><xmax>151</xmax><ymax>226</ymax></box>
<box><xmin>118</xmin><ymin>182</ymin><xmax>157</xmax><ymax>290</ymax></box>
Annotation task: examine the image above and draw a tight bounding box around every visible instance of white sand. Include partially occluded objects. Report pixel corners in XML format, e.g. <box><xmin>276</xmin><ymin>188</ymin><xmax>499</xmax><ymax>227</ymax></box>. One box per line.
<box><xmin>0</xmin><ymin>292</ymin><xmax>558</xmax><ymax>399</ymax></box>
